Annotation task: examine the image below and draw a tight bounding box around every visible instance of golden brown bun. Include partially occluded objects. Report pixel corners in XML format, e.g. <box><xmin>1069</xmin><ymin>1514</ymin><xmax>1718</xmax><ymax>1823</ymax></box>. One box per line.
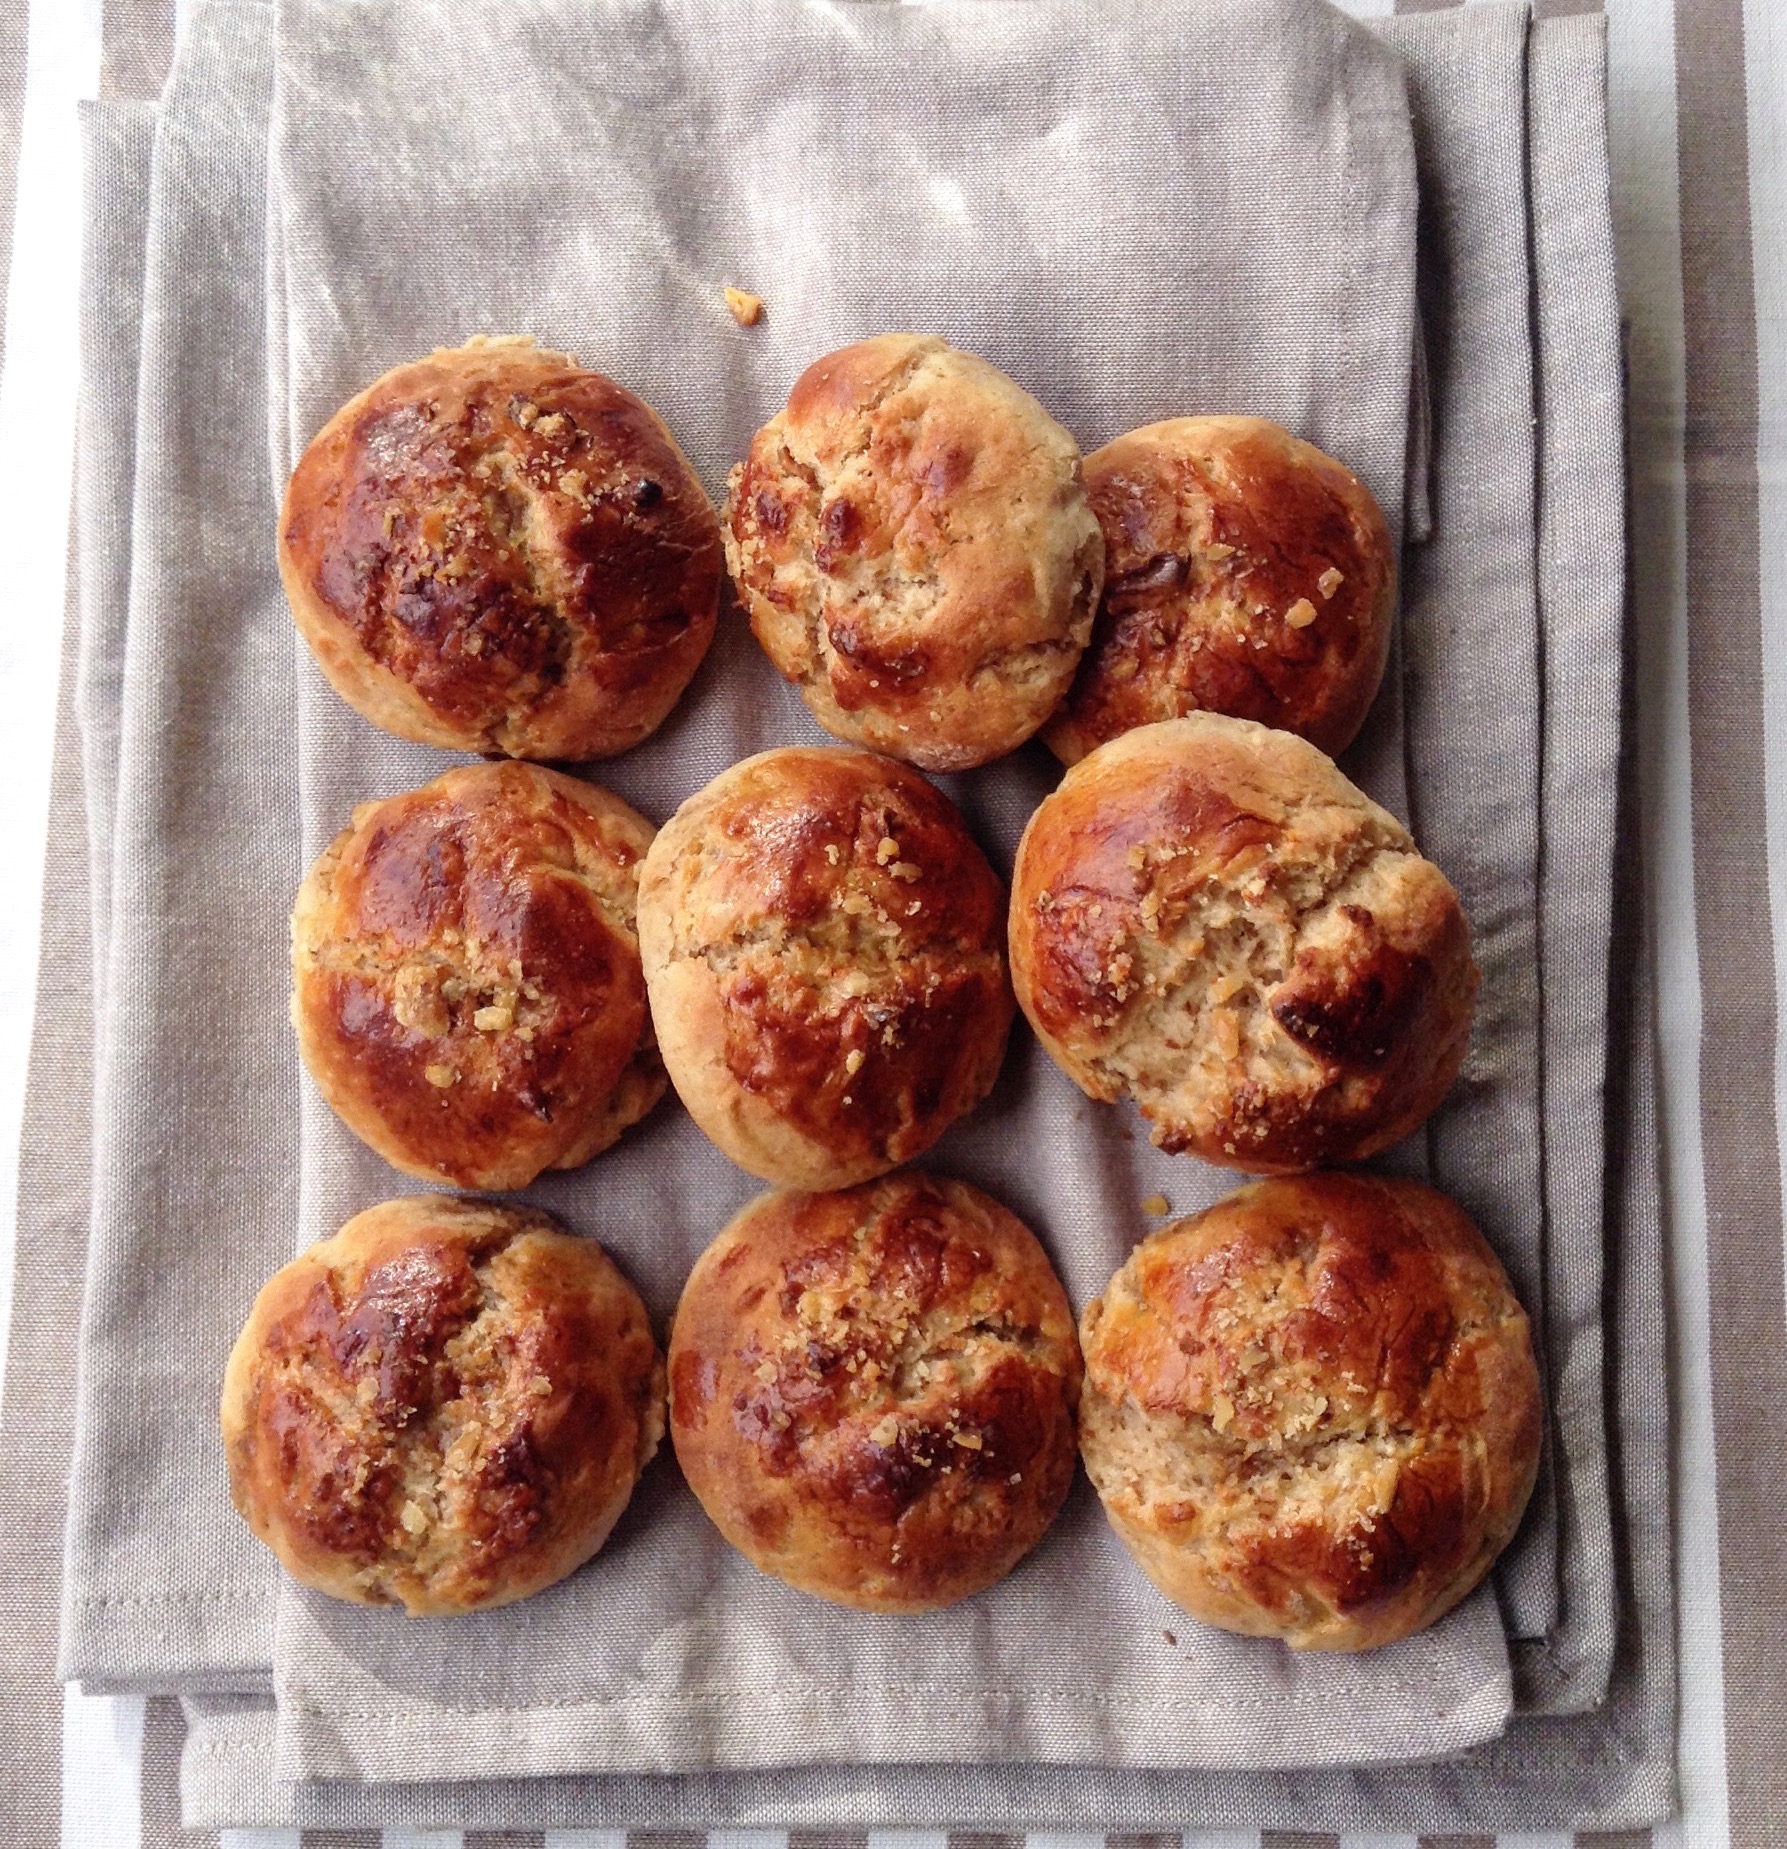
<box><xmin>724</xmin><ymin>334</ymin><xmax>1104</xmax><ymax>770</ymax></box>
<box><xmin>279</xmin><ymin>335</ymin><xmax>722</xmax><ymax>760</ymax></box>
<box><xmin>1009</xmin><ymin>714</ymin><xmax>1477</xmax><ymax>1171</ymax></box>
<box><xmin>1079</xmin><ymin>1173</ymin><xmax>1542</xmax><ymax>1651</ymax></box>
<box><xmin>637</xmin><ymin>746</ymin><xmax>1014</xmax><ymax>1189</ymax></box>
<box><xmin>221</xmin><ymin>1196</ymin><xmax>665</xmax><ymax>1615</ymax></box>
<box><xmin>669</xmin><ymin>1173</ymin><xmax>1081</xmax><ymax>1611</ymax></box>
<box><xmin>292</xmin><ymin>762</ymin><xmax>664</xmax><ymax>1191</ymax></box>
<box><xmin>1044</xmin><ymin>418</ymin><xmax>1395</xmax><ymax>764</ymax></box>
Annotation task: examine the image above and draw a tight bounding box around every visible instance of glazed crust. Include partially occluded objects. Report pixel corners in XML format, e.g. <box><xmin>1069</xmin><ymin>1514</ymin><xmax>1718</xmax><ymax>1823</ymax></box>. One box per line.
<box><xmin>292</xmin><ymin>761</ymin><xmax>664</xmax><ymax>1191</ymax></box>
<box><xmin>637</xmin><ymin>746</ymin><xmax>1014</xmax><ymax>1190</ymax></box>
<box><xmin>669</xmin><ymin>1173</ymin><xmax>1082</xmax><ymax>1611</ymax></box>
<box><xmin>723</xmin><ymin>334</ymin><xmax>1104</xmax><ymax>771</ymax></box>
<box><xmin>221</xmin><ymin>1196</ymin><xmax>665</xmax><ymax>1616</ymax></box>
<box><xmin>279</xmin><ymin>335</ymin><xmax>723</xmax><ymax>760</ymax></box>
<box><xmin>1044</xmin><ymin>418</ymin><xmax>1395</xmax><ymax>764</ymax></box>
<box><xmin>1079</xmin><ymin>1173</ymin><xmax>1542</xmax><ymax>1651</ymax></box>
<box><xmin>1009</xmin><ymin>714</ymin><xmax>1478</xmax><ymax>1172</ymax></box>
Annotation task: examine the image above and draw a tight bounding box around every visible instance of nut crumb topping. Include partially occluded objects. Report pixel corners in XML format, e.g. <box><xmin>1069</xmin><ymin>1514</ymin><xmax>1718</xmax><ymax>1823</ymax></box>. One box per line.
<box><xmin>1318</xmin><ymin>567</ymin><xmax>1345</xmax><ymax>598</ymax></box>
<box><xmin>1286</xmin><ymin>598</ymin><xmax>1318</xmax><ymax>629</ymax></box>
<box><xmin>424</xmin><ymin>1064</ymin><xmax>457</xmax><ymax>1089</ymax></box>
<box><xmin>724</xmin><ymin>287</ymin><xmax>765</xmax><ymax>326</ymax></box>
<box><xmin>1141</xmin><ymin>1193</ymin><xmax>1171</xmax><ymax>1217</ymax></box>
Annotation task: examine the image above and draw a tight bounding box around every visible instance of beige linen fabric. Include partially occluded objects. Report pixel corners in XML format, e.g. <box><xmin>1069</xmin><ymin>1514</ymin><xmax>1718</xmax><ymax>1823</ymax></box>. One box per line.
<box><xmin>40</xmin><ymin>0</ymin><xmax>1672</xmax><ymax>1830</ymax></box>
<box><xmin>259</xmin><ymin>0</ymin><xmax>1543</xmax><ymax>1784</ymax></box>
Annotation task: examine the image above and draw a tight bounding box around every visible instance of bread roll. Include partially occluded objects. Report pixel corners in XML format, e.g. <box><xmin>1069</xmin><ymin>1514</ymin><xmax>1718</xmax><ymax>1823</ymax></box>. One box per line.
<box><xmin>1010</xmin><ymin>713</ymin><xmax>1477</xmax><ymax>1171</ymax></box>
<box><xmin>279</xmin><ymin>334</ymin><xmax>722</xmax><ymax>760</ymax></box>
<box><xmin>638</xmin><ymin>746</ymin><xmax>1013</xmax><ymax>1189</ymax></box>
<box><xmin>292</xmin><ymin>762</ymin><xmax>663</xmax><ymax>1190</ymax></box>
<box><xmin>221</xmin><ymin>1196</ymin><xmax>664</xmax><ymax>1615</ymax></box>
<box><xmin>669</xmin><ymin>1173</ymin><xmax>1081</xmax><ymax>1610</ymax></box>
<box><xmin>724</xmin><ymin>333</ymin><xmax>1103</xmax><ymax>770</ymax></box>
<box><xmin>1079</xmin><ymin>1173</ymin><xmax>1542</xmax><ymax>1651</ymax></box>
<box><xmin>1045</xmin><ymin>417</ymin><xmax>1394</xmax><ymax>763</ymax></box>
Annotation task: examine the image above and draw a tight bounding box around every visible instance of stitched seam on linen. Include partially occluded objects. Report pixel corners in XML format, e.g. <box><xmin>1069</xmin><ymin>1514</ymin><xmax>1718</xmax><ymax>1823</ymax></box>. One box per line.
<box><xmin>277</xmin><ymin>1680</ymin><xmax>1491</xmax><ymax>1718</ymax></box>
<box><xmin>72</xmin><ymin>1589</ymin><xmax>272</xmax><ymax>1605</ymax></box>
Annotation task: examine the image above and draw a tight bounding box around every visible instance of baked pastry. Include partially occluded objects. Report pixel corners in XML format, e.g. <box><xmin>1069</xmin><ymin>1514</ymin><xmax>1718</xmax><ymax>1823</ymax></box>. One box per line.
<box><xmin>292</xmin><ymin>761</ymin><xmax>663</xmax><ymax>1190</ymax></box>
<box><xmin>221</xmin><ymin>1196</ymin><xmax>665</xmax><ymax>1615</ymax></box>
<box><xmin>1079</xmin><ymin>1173</ymin><xmax>1542</xmax><ymax>1650</ymax></box>
<box><xmin>669</xmin><ymin>1173</ymin><xmax>1081</xmax><ymax>1611</ymax></box>
<box><xmin>1044</xmin><ymin>417</ymin><xmax>1394</xmax><ymax>764</ymax></box>
<box><xmin>279</xmin><ymin>334</ymin><xmax>723</xmax><ymax>760</ymax></box>
<box><xmin>637</xmin><ymin>746</ymin><xmax>1014</xmax><ymax>1189</ymax></box>
<box><xmin>1009</xmin><ymin>713</ymin><xmax>1477</xmax><ymax>1171</ymax></box>
<box><xmin>724</xmin><ymin>333</ymin><xmax>1104</xmax><ymax>770</ymax></box>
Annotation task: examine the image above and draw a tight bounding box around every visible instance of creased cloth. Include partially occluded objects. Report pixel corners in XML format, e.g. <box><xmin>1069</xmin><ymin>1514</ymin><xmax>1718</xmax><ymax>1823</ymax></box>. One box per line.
<box><xmin>261</xmin><ymin>0</ymin><xmax>1549</xmax><ymax>1784</ymax></box>
<box><xmin>51</xmin><ymin>0</ymin><xmax>1674</xmax><ymax>1828</ymax></box>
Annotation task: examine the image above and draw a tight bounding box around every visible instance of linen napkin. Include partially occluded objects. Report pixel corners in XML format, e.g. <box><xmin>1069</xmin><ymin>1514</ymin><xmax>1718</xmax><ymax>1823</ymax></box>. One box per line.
<box><xmin>49</xmin><ymin>0</ymin><xmax>1672</xmax><ymax>1819</ymax></box>
<box><xmin>58</xmin><ymin>0</ymin><xmax>295</xmax><ymax>1696</ymax></box>
<box><xmin>261</xmin><ymin>0</ymin><xmax>1569</xmax><ymax>1784</ymax></box>
<box><xmin>175</xmin><ymin>10</ymin><xmax>1670</xmax><ymax>1824</ymax></box>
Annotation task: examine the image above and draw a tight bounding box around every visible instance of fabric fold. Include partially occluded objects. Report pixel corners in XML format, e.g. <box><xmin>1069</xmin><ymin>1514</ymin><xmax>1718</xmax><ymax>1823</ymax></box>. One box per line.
<box><xmin>35</xmin><ymin>0</ymin><xmax>1673</xmax><ymax>1831</ymax></box>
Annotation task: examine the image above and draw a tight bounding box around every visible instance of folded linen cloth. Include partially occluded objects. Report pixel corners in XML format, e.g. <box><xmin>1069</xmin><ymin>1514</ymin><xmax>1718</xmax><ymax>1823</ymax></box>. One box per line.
<box><xmin>261</xmin><ymin>0</ymin><xmax>1574</xmax><ymax>1784</ymax></box>
<box><xmin>174</xmin><ymin>12</ymin><xmax>1671</xmax><ymax>1821</ymax></box>
<box><xmin>49</xmin><ymin>0</ymin><xmax>1672</xmax><ymax>1819</ymax></box>
<box><xmin>58</xmin><ymin>0</ymin><xmax>294</xmax><ymax>1696</ymax></box>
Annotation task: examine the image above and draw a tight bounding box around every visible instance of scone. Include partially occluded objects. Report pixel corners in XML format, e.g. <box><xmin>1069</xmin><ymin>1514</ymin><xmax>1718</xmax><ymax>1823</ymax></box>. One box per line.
<box><xmin>669</xmin><ymin>1173</ymin><xmax>1082</xmax><ymax>1611</ymax></box>
<box><xmin>221</xmin><ymin>1196</ymin><xmax>665</xmax><ymax>1615</ymax></box>
<box><xmin>292</xmin><ymin>762</ymin><xmax>664</xmax><ymax>1190</ymax></box>
<box><xmin>1079</xmin><ymin>1173</ymin><xmax>1542</xmax><ymax>1650</ymax></box>
<box><xmin>724</xmin><ymin>333</ymin><xmax>1104</xmax><ymax>770</ymax></box>
<box><xmin>637</xmin><ymin>746</ymin><xmax>1014</xmax><ymax>1189</ymax></box>
<box><xmin>1010</xmin><ymin>714</ymin><xmax>1477</xmax><ymax>1171</ymax></box>
<box><xmin>279</xmin><ymin>334</ymin><xmax>723</xmax><ymax>760</ymax></box>
<box><xmin>1044</xmin><ymin>417</ymin><xmax>1394</xmax><ymax>764</ymax></box>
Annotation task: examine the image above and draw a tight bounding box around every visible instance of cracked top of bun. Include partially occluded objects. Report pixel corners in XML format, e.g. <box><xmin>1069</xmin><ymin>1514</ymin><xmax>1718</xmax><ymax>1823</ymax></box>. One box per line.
<box><xmin>279</xmin><ymin>335</ymin><xmax>722</xmax><ymax>760</ymax></box>
<box><xmin>1078</xmin><ymin>1172</ymin><xmax>1541</xmax><ymax>1650</ymax></box>
<box><xmin>724</xmin><ymin>333</ymin><xmax>1103</xmax><ymax>771</ymax></box>
<box><xmin>1010</xmin><ymin>714</ymin><xmax>1477</xmax><ymax>1172</ymax></box>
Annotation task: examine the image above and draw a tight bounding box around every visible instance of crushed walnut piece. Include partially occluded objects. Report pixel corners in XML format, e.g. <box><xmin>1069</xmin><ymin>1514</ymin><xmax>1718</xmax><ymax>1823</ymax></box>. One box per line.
<box><xmin>473</xmin><ymin>1004</ymin><xmax>514</xmax><ymax>1033</ymax></box>
<box><xmin>724</xmin><ymin>286</ymin><xmax>764</xmax><ymax>326</ymax></box>
<box><xmin>424</xmin><ymin>1064</ymin><xmax>456</xmax><ymax>1089</ymax></box>
<box><xmin>869</xmin><ymin>1414</ymin><xmax>899</xmax><ymax>1446</ymax></box>
<box><xmin>1318</xmin><ymin>566</ymin><xmax>1345</xmax><ymax>599</ymax></box>
<box><xmin>1140</xmin><ymin>1193</ymin><xmax>1171</xmax><ymax>1217</ymax></box>
<box><xmin>876</xmin><ymin>836</ymin><xmax>900</xmax><ymax>864</ymax></box>
<box><xmin>1285</xmin><ymin>597</ymin><xmax>1318</xmax><ymax>629</ymax></box>
<box><xmin>844</xmin><ymin>1048</ymin><xmax>865</xmax><ymax>1076</ymax></box>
